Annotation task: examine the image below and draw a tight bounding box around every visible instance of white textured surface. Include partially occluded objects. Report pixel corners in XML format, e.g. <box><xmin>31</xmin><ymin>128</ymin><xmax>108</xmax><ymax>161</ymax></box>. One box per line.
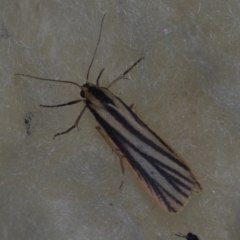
<box><xmin>1</xmin><ymin>0</ymin><xmax>240</xmax><ymax>239</ymax></box>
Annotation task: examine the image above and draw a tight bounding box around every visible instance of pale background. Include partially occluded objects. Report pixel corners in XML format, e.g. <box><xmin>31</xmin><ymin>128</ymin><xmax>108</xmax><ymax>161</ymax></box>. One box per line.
<box><xmin>1</xmin><ymin>0</ymin><xmax>240</xmax><ymax>239</ymax></box>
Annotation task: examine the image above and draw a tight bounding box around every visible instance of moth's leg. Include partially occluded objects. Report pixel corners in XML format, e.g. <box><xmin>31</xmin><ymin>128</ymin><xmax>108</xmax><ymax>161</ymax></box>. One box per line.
<box><xmin>96</xmin><ymin>126</ymin><xmax>126</xmax><ymax>189</ymax></box>
<box><xmin>40</xmin><ymin>99</ymin><xmax>83</xmax><ymax>108</ymax></box>
<box><xmin>129</xmin><ymin>104</ymin><xmax>143</xmax><ymax>120</ymax></box>
<box><xmin>107</xmin><ymin>57</ymin><xmax>144</xmax><ymax>89</ymax></box>
<box><xmin>53</xmin><ymin>105</ymin><xmax>87</xmax><ymax>139</ymax></box>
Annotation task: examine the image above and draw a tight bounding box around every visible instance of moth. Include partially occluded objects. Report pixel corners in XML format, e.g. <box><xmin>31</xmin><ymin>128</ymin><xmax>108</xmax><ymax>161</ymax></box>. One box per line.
<box><xmin>16</xmin><ymin>14</ymin><xmax>202</xmax><ymax>213</ymax></box>
<box><xmin>175</xmin><ymin>232</ymin><xmax>200</xmax><ymax>240</ymax></box>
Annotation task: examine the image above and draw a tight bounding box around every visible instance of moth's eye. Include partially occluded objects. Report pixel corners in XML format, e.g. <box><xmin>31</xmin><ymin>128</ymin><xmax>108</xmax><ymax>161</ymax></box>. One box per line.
<box><xmin>80</xmin><ymin>91</ymin><xmax>85</xmax><ymax>98</ymax></box>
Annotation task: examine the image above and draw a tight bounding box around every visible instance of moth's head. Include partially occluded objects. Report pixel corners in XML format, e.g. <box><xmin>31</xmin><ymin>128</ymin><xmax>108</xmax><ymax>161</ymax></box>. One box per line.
<box><xmin>80</xmin><ymin>82</ymin><xmax>94</xmax><ymax>98</ymax></box>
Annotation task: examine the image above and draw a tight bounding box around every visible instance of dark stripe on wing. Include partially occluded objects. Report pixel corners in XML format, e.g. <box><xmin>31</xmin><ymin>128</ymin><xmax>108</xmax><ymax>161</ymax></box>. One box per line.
<box><xmin>105</xmin><ymin>104</ymin><xmax>190</xmax><ymax>171</ymax></box>
<box><xmin>116</xmin><ymin>96</ymin><xmax>175</xmax><ymax>154</ymax></box>
<box><xmin>111</xmin><ymin>128</ymin><xmax>192</xmax><ymax>197</ymax></box>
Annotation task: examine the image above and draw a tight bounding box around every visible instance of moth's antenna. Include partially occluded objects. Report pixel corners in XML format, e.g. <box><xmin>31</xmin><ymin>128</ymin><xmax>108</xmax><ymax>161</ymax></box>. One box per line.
<box><xmin>86</xmin><ymin>13</ymin><xmax>106</xmax><ymax>82</ymax></box>
<box><xmin>15</xmin><ymin>74</ymin><xmax>82</xmax><ymax>89</ymax></box>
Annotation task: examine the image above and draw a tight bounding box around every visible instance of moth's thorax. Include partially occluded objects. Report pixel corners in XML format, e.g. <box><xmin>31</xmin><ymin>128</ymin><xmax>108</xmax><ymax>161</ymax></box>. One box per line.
<box><xmin>80</xmin><ymin>82</ymin><xmax>115</xmax><ymax>108</ymax></box>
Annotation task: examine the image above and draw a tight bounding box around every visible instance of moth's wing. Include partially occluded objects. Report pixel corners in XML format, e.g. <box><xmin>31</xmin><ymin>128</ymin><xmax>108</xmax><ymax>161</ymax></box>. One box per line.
<box><xmin>104</xmin><ymin>103</ymin><xmax>201</xmax><ymax>213</ymax></box>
